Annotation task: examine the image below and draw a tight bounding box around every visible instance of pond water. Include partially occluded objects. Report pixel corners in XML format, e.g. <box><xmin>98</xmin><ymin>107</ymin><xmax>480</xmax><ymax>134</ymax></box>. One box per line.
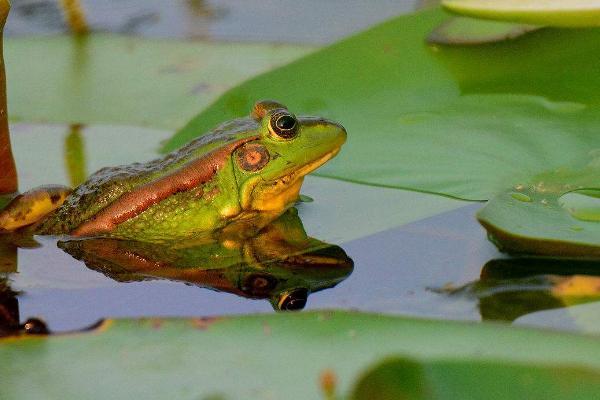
<box><xmin>2</xmin><ymin>0</ymin><xmax>599</xmax><ymax>336</ymax></box>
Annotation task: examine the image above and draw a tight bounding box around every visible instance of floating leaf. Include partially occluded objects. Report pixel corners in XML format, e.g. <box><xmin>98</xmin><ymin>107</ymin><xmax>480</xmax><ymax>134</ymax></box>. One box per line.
<box><xmin>442</xmin><ymin>0</ymin><xmax>600</xmax><ymax>28</ymax></box>
<box><xmin>351</xmin><ymin>357</ymin><xmax>600</xmax><ymax>400</ymax></box>
<box><xmin>3</xmin><ymin>311</ymin><xmax>600</xmax><ymax>399</ymax></box>
<box><xmin>5</xmin><ymin>35</ymin><xmax>314</xmax><ymax>129</ymax></box>
<box><xmin>428</xmin><ymin>16</ymin><xmax>540</xmax><ymax>45</ymax></box>
<box><xmin>477</xmin><ymin>167</ymin><xmax>600</xmax><ymax>258</ymax></box>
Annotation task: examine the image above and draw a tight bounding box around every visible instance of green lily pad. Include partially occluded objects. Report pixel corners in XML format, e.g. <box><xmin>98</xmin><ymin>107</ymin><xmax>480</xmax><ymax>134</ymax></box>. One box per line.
<box><xmin>3</xmin><ymin>311</ymin><xmax>600</xmax><ymax>399</ymax></box>
<box><xmin>442</xmin><ymin>0</ymin><xmax>600</xmax><ymax>28</ymax></box>
<box><xmin>5</xmin><ymin>35</ymin><xmax>314</xmax><ymax>129</ymax></box>
<box><xmin>163</xmin><ymin>8</ymin><xmax>600</xmax><ymax>255</ymax></box>
<box><xmin>427</xmin><ymin>16</ymin><xmax>540</xmax><ymax>45</ymax></box>
<box><xmin>477</xmin><ymin>167</ymin><xmax>600</xmax><ymax>258</ymax></box>
<box><xmin>351</xmin><ymin>357</ymin><xmax>600</xmax><ymax>400</ymax></box>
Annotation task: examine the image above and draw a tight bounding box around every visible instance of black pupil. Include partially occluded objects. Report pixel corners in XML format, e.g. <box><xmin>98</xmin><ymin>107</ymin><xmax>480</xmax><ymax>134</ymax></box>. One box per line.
<box><xmin>276</xmin><ymin>115</ymin><xmax>296</xmax><ymax>130</ymax></box>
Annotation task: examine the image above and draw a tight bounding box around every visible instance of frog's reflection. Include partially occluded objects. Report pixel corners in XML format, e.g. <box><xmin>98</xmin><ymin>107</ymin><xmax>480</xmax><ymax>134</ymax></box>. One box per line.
<box><xmin>58</xmin><ymin>208</ymin><xmax>354</xmax><ymax>311</ymax></box>
<box><xmin>444</xmin><ymin>258</ymin><xmax>600</xmax><ymax>322</ymax></box>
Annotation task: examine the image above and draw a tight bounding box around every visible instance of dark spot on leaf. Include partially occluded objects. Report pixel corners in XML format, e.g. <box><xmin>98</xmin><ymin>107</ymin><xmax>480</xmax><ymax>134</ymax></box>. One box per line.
<box><xmin>319</xmin><ymin>369</ymin><xmax>338</xmax><ymax>398</ymax></box>
<box><xmin>192</xmin><ymin>317</ymin><xmax>222</xmax><ymax>330</ymax></box>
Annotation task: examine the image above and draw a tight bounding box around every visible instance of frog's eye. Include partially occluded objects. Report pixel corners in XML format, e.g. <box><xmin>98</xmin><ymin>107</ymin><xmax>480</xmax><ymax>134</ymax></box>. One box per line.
<box><xmin>269</xmin><ymin>111</ymin><xmax>298</xmax><ymax>139</ymax></box>
<box><xmin>236</xmin><ymin>143</ymin><xmax>270</xmax><ymax>172</ymax></box>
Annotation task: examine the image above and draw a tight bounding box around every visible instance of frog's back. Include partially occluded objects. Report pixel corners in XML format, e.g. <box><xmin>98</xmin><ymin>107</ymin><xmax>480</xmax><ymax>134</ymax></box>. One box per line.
<box><xmin>36</xmin><ymin>118</ymin><xmax>257</xmax><ymax>235</ymax></box>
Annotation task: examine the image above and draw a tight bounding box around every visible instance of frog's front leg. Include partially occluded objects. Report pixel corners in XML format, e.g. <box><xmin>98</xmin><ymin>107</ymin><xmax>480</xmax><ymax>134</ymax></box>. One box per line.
<box><xmin>0</xmin><ymin>185</ymin><xmax>72</xmax><ymax>232</ymax></box>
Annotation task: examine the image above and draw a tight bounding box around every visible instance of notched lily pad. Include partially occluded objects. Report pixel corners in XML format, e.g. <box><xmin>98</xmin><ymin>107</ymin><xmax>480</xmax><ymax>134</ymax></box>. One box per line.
<box><xmin>477</xmin><ymin>167</ymin><xmax>600</xmax><ymax>258</ymax></box>
<box><xmin>428</xmin><ymin>17</ymin><xmax>540</xmax><ymax>45</ymax></box>
<box><xmin>442</xmin><ymin>0</ymin><xmax>600</xmax><ymax>28</ymax></box>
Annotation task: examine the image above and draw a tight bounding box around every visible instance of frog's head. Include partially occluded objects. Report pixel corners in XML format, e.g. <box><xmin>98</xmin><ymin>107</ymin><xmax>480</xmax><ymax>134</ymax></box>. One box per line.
<box><xmin>234</xmin><ymin>100</ymin><xmax>346</xmax><ymax>214</ymax></box>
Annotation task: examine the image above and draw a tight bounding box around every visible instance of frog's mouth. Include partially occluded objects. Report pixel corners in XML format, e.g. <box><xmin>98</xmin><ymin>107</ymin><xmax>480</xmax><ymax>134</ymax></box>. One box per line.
<box><xmin>246</xmin><ymin>146</ymin><xmax>341</xmax><ymax>213</ymax></box>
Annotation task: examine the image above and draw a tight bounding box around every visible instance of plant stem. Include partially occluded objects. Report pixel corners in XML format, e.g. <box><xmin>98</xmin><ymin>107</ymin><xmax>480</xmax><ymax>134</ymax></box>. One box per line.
<box><xmin>60</xmin><ymin>0</ymin><xmax>89</xmax><ymax>35</ymax></box>
<box><xmin>0</xmin><ymin>0</ymin><xmax>16</xmax><ymax>195</ymax></box>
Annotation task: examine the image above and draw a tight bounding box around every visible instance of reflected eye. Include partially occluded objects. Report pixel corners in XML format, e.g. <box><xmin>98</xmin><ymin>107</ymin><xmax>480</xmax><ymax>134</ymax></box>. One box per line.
<box><xmin>277</xmin><ymin>288</ymin><xmax>308</xmax><ymax>311</ymax></box>
<box><xmin>269</xmin><ymin>111</ymin><xmax>298</xmax><ymax>139</ymax></box>
<box><xmin>236</xmin><ymin>143</ymin><xmax>270</xmax><ymax>172</ymax></box>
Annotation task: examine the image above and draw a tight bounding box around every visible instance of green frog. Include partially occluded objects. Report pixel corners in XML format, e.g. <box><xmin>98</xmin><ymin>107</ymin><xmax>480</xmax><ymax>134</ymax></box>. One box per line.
<box><xmin>0</xmin><ymin>101</ymin><xmax>346</xmax><ymax>242</ymax></box>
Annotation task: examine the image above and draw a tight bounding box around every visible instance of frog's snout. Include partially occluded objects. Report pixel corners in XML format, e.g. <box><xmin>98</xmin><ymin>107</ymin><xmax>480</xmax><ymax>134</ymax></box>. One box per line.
<box><xmin>300</xmin><ymin>117</ymin><xmax>347</xmax><ymax>150</ymax></box>
<box><xmin>330</xmin><ymin>121</ymin><xmax>347</xmax><ymax>147</ymax></box>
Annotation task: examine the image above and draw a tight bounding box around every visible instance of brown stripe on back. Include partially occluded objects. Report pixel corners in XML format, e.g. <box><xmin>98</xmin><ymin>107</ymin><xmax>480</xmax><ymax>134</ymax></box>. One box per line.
<box><xmin>72</xmin><ymin>136</ymin><xmax>258</xmax><ymax>237</ymax></box>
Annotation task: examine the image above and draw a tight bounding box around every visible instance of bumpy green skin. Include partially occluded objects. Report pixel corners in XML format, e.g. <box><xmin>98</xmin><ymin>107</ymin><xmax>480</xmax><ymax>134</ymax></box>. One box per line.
<box><xmin>36</xmin><ymin>103</ymin><xmax>346</xmax><ymax>242</ymax></box>
<box><xmin>37</xmin><ymin>119</ymin><xmax>256</xmax><ymax>235</ymax></box>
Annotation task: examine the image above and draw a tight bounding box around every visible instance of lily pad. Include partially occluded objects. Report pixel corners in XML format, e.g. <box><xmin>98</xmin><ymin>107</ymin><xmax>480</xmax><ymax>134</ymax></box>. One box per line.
<box><xmin>352</xmin><ymin>357</ymin><xmax>600</xmax><ymax>400</ymax></box>
<box><xmin>163</xmin><ymin>8</ymin><xmax>600</xmax><ymax>255</ymax></box>
<box><xmin>3</xmin><ymin>311</ymin><xmax>600</xmax><ymax>399</ymax></box>
<box><xmin>477</xmin><ymin>167</ymin><xmax>600</xmax><ymax>258</ymax></box>
<box><xmin>5</xmin><ymin>35</ymin><xmax>314</xmax><ymax>129</ymax></box>
<box><xmin>442</xmin><ymin>0</ymin><xmax>600</xmax><ymax>28</ymax></box>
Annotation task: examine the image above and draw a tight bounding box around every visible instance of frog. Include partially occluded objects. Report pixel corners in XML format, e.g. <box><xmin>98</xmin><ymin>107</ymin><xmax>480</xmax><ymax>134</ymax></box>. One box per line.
<box><xmin>0</xmin><ymin>100</ymin><xmax>346</xmax><ymax>242</ymax></box>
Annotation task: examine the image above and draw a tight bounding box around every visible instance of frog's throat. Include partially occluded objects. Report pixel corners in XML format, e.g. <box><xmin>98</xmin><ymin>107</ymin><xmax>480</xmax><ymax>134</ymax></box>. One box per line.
<box><xmin>71</xmin><ymin>136</ymin><xmax>259</xmax><ymax>237</ymax></box>
<box><xmin>244</xmin><ymin>147</ymin><xmax>341</xmax><ymax>213</ymax></box>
